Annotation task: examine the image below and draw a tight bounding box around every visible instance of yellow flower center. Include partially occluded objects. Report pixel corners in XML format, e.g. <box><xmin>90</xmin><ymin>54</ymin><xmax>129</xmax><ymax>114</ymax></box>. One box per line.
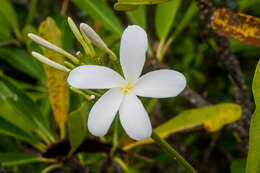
<box><xmin>120</xmin><ymin>81</ymin><xmax>134</xmax><ymax>95</ymax></box>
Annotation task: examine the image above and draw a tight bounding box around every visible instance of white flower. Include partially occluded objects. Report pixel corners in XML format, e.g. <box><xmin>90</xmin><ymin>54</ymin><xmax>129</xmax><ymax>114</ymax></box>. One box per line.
<box><xmin>67</xmin><ymin>25</ymin><xmax>186</xmax><ymax>140</ymax></box>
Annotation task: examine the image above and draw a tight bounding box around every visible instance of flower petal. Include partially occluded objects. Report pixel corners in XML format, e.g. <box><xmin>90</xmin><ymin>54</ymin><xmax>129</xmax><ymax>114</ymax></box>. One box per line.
<box><xmin>119</xmin><ymin>93</ymin><xmax>152</xmax><ymax>140</ymax></box>
<box><xmin>120</xmin><ymin>25</ymin><xmax>148</xmax><ymax>82</ymax></box>
<box><xmin>67</xmin><ymin>65</ymin><xmax>124</xmax><ymax>89</ymax></box>
<box><xmin>135</xmin><ymin>69</ymin><xmax>186</xmax><ymax>98</ymax></box>
<box><xmin>88</xmin><ymin>88</ymin><xmax>123</xmax><ymax>136</ymax></box>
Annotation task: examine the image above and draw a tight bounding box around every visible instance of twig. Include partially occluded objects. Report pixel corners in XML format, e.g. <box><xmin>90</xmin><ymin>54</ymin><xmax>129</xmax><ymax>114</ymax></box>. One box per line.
<box><xmin>194</xmin><ymin>0</ymin><xmax>253</xmax><ymax>155</ymax></box>
<box><xmin>0</xmin><ymin>40</ymin><xmax>20</xmax><ymax>47</ymax></box>
<box><xmin>146</xmin><ymin>57</ymin><xmax>210</xmax><ymax>107</ymax></box>
<box><xmin>181</xmin><ymin>87</ymin><xmax>210</xmax><ymax>107</ymax></box>
<box><xmin>61</xmin><ymin>0</ymin><xmax>69</xmax><ymax>16</ymax></box>
<box><xmin>202</xmin><ymin>131</ymin><xmax>223</xmax><ymax>165</ymax></box>
<box><xmin>41</xmin><ymin>163</ymin><xmax>63</xmax><ymax>173</ymax></box>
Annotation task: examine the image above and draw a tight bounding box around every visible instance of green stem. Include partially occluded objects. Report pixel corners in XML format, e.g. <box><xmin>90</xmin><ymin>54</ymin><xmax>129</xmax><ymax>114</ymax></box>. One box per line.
<box><xmin>151</xmin><ymin>131</ymin><xmax>197</xmax><ymax>173</ymax></box>
<box><xmin>84</xmin><ymin>89</ymin><xmax>102</xmax><ymax>97</ymax></box>
<box><xmin>13</xmin><ymin>28</ymin><xmax>23</xmax><ymax>42</ymax></box>
<box><xmin>26</xmin><ymin>0</ymin><xmax>38</xmax><ymax>25</ymax></box>
<box><xmin>41</xmin><ymin>163</ymin><xmax>62</xmax><ymax>173</ymax></box>
<box><xmin>156</xmin><ymin>39</ymin><xmax>165</xmax><ymax>61</ymax></box>
<box><xmin>70</xmin><ymin>87</ymin><xmax>93</xmax><ymax>101</ymax></box>
<box><xmin>110</xmin><ymin>115</ymin><xmax>119</xmax><ymax>156</ymax></box>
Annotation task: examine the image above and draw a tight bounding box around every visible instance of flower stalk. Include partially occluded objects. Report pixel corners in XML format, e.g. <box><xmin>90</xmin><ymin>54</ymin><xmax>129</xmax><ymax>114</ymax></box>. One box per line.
<box><xmin>151</xmin><ymin>131</ymin><xmax>198</xmax><ymax>173</ymax></box>
<box><xmin>70</xmin><ymin>87</ymin><xmax>94</xmax><ymax>101</ymax></box>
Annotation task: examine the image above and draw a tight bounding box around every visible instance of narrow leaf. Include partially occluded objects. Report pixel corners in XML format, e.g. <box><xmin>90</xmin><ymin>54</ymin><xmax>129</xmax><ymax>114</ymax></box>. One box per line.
<box><xmin>0</xmin><ymin>78</ymin><xmax>53</xmax><ymax>142</ymax></box>
<box><xmin>0</xmin><ymin>0</ymin><xmax>18</xmax><ymax>29</ymax></box>
<box><xmin>0</xmin><ymin>153</ymin><xmax>43</xmax><ymax>166</ymax></box>
<box><xmin>170</xmin><ymin>1</ymin><xmax>197</xmax><ymax>42</ymax></box>
<box><xmin>123</xmin><ymin>103</ymin><xmax>241</xmax><ymax>150</ymax></box>
<box><xmin>246</xmin><ymin>60</ymin><xmax>260</xmax><ymax>173</ymax></box>
<box><xmin>0</xmin><ymin>97</ymin><xmax>34</xmax><ymax>135</ymax></box>
<box><xmin>155</xmin><ymin>0</ymin><xmax>181</xmax><ymax>40</ymax></box>
<box><xmin>127</xmin><ymin>6</ymin><xmax>147</xmax><ymax>29</ymax></box>
<box><xmin>71</xmin><ymin>0</ymin><xmax>123</xmax><ymax>36</ymax></box>
<box><xmin>0</xmin><ymin>13</ymin><xmax>12</xmax><ymax>40</ymax></box>
<box><xmin>38</xmin><ymin>17</ymin><xmax>69</xmax><ymax>138</ymax></box>
<box><xmin>0</xmin><ymin>47</ymin><xmax>45</xmax><ymax>81</ymax></box>
<box><xmin>0</xmin><ymin>116</ymin><xmax>38</xmax><ymax>143</ymax></box>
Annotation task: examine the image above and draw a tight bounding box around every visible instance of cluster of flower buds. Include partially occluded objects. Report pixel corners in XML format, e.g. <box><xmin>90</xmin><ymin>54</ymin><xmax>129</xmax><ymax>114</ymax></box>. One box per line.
<box><xmin>28</xmin><ymin>17</ymin><xmax>117</xmax><ymax>73</ymax></box>
<box><xmin>27</xmin><ymin>17</ymin><xmax>119</xmax><ymax>101</ymax></box>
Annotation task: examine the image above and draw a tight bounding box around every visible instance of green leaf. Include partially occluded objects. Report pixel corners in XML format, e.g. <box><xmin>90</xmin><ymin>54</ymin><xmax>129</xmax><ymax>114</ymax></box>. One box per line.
<box><xmin>123</xmin><ymin>103</ymin><xmax>241</xmax><ymax>150</ymax></box>
<box><xmin>0</xmin><ymin>47</ymin><xmax>45</xmax><ymax>81</ymax></box>
<box><xmin>246</xmin><ymin>60</ymin><xmax>260</xmax><ymax>173</ymax></box>
<box><xmin>0</xmin><ymin>135</ymin><xmax>20</xmax><ymax>153</ymax></box>
<box><xmin>0</xmin><ymin>116</ymin><xmax>38</xmax><ymax>143</ymax></box>
<box><xmin>155</xmin><ymin>0</ymin><xmax>181</xmax><ymax>40</ymax></box>
<box><xmin>0</xmin><ymin>0</ymin><xmax>22</xmax><ymax>41</ymax></box>
<box><xmin>71</xmin><ymin>0</ymin><xmax>123</xmax><ymax>36</ymax></box>
<box><xmin>114</xmin><ymin>0</ymin><xmax>169</xmax><ymax>11</ymax></box>
<box><xmin>127</xmin><ymin>6</ymin><xmax>147</xmax><ymax>29</ymax></box>
<box><xmin>231</xmin><ymin>159</ymin><xmax>246</xmax><ymax>173</ymax></box>
<box><xmin>0</xmin><ymin>97</ymin><xmax>34</xmax><ymax>134</ymax></box>
<box><xmin>67</xmin><ymin>102</ymin><xmax>88</xmax><ymax>152</ymax></box>
<box><xmin>56</xmin><ymin>16</ymin><xmax>74</xmax><ymax>52</ymax></box>
<box><xmin>170</xmin><ymin>1</ymin><xmax>197</xmax><ymax>41</ymax></box>
<box><xmin>0</xmin><ymin>153</ymin><xmax>43</xmax><ymax>166</ymax></box>
<box><xmin>158</xmin><ymin>1</ymin><xmax>197</xmax><ymax>60</ymax></box>
<box><xmin>0</xmin><ymin>78</ymin><xmax>54</xmax><ymax>142</ymax></box>
<box><xmin>0</xmin><ymin>13</ymin><xmax>12</xmax><ymax>40</ymax></box>
<box><xmin>22</xmin><ymin>25</ymin><xmax>38</xmax><ymax>48</ymax></box>
<box><xmin>0</xmin><ymin>0</ymin><xmax>18</xmax><ymax>29</ymax></box>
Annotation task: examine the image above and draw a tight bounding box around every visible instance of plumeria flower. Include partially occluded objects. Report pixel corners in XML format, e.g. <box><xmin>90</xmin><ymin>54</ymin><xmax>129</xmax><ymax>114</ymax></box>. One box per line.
<box><xmin>67</xmin><ymin>25</ymin><xmax>186</xmax><ymax>140</ymax></box>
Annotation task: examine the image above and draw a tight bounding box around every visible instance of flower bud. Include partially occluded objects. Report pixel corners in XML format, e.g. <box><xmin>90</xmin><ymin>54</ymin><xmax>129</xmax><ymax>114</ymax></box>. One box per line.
<box><xmin>80</xmin><ymin>23</ymin><xmax>117</xmax><ymax>60</ymax></box>
<box><xmin>68</xmin><ymin>17</ymin><xmax>93</xmax><ymax>56</ymax></box>
<box><xmin>32</xmin><ymin>52</ymin><xmax>70</xmax><ymax>72</ymax></box>
<box><xmin>28</xmin><ymin>33</ymin><xmax>79</xmax><ymax>64</ymax></box>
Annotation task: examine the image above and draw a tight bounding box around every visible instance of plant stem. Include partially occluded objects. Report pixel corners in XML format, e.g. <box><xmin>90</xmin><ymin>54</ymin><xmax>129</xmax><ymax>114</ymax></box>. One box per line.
<box><xmin>151</xmin><ymin>131</ymin><xmax>197</xmax><ymax>173</ymax></box>
<box><xmin>110</xmin><ymin>115</ymin><xmax>119</xmax><ymax>156</ymax></box>
<box><xmin>41</xmin><ymin>163</ymin><xmax>62</xmax><ymax>173</ymax></box>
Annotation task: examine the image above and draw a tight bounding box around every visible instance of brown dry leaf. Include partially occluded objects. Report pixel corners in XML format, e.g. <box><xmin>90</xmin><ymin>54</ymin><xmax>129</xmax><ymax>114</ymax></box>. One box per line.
<box><xmin>38</xmin><ymin>17</ymin><xmax>69</xmax><ymax>138</ymax></box>
<box><xmin>211</xmin><ymin>8</ymin><xmax>260</xmax><ymax>47</ymax></box>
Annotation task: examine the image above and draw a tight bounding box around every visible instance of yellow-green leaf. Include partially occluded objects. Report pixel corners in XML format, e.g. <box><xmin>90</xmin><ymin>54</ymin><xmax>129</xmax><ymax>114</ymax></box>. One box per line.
<box><xmin>123</xmin><ymin>103</ymin><xmax>241</xmax><ymax>150</ymax></box>
<box><xmin>155</xmin><ymin>0</ymin><xmax>181</xmax><ymax>40</ymax></box>
<box><xmin>114</xmin><ymin>0</ymin><xmax>169</xmax><ymax>11</ymax></box>
<box><xmin>246</xmin><ymin>60</ymin><xmax>260</xmax><ymax>173</ymax></box>
<box><xmin>38</xmin><ymin>17</ymin><xmax>69</xmax><ymax>139</ymax></box>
